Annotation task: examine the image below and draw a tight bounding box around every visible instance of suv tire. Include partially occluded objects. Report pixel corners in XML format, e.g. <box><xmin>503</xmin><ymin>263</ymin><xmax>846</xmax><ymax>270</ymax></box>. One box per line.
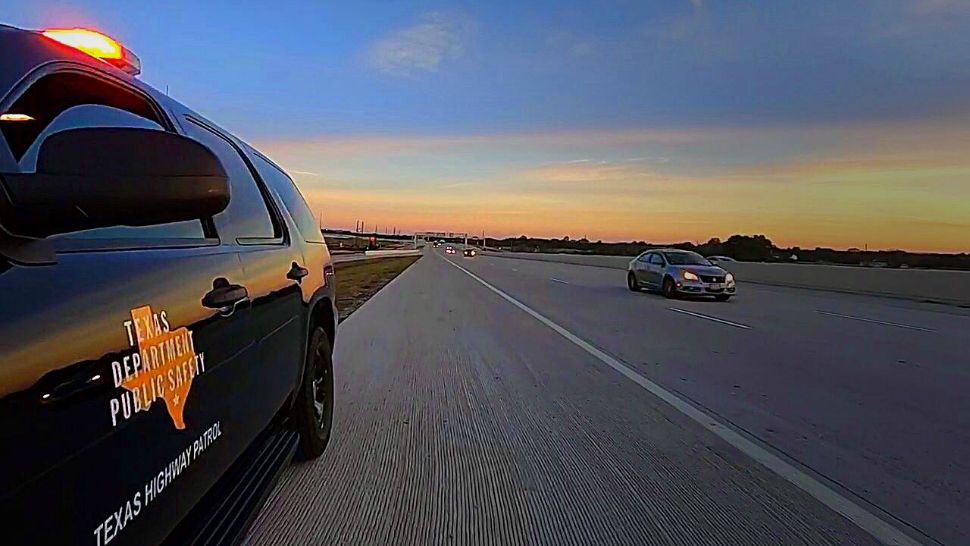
<box><xmin>293</xmin><ymin>326</ymin><xmax>334</xmax><ymax>459</ymax></box>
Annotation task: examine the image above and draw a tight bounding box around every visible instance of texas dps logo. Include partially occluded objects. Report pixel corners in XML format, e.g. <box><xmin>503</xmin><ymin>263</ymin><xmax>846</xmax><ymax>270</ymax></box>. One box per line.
<box><xmin>108</xmin><ymin>306</ymin><xmax>207</xmax><ymax>429</ymax></box>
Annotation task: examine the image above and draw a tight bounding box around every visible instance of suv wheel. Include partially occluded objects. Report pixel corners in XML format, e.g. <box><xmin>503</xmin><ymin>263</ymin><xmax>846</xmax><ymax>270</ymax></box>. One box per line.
<box><xmin>662</xmin><ymin>276</ymin><xmax>678</xmax><ymax>299</ymax></box>
<box><xmin>627</xmin><ymin>272</ymin><xmax>640</xmax><ymax>291</ymax></box>
<box><xmin>293</xmin><ymin>326</ymin><xmax>334</xmax><ymax>459</ymax></box>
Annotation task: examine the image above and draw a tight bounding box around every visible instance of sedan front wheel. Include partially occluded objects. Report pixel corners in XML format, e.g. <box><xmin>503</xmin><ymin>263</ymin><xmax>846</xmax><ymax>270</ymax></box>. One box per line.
<box><xmin>662</xmin><ymin>276</ymin><xmax>678</xmax><ymax>299</ymax></box>
<box><xmin>627</xmin><ymin>272</ymin><xmax>640</xmax><ymax>291</ymax></box>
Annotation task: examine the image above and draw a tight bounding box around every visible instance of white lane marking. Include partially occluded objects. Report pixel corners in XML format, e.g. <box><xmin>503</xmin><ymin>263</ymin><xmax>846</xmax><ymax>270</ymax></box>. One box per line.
<box><xmin>550</xmin><ymin>278</ymin><xmax>569</xmax><ymax>284</ymax></box>
<box><xmin>441</xmin><ymin>256</ymin><xmax>923</xmax><ymax>546</ymax></box>
<box><xmin>511</xmin><ymin>268</ymin><xmax>518</xmax><ymax>272</ymax></box>
<box><xmin>816</xmin><ymin>310</ymin><xmax>935</xmax><ymax>333</ymax></box>
<box><xmin>668</xmin><ymin>308</ymin><xmax>751</xmax><ymax>330</ymax></box>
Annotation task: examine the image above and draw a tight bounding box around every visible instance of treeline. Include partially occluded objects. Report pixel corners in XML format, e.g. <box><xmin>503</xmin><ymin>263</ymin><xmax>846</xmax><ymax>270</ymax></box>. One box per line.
<box><xmin>791</xmin><ymin>247</ymin><xmax>970</xmax><ymax>270</ymax></box>
<box><xmin>483</xmin><ymin>234</ymin><xmax>970</xmax><ymax>270</ymax></box>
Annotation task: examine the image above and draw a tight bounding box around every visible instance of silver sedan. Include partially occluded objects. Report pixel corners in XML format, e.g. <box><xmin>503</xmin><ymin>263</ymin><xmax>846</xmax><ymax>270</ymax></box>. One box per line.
<box><xmin>627</xmin><ymin>249</ymin><xmax>736</xmax><ymax>301</ymax></box>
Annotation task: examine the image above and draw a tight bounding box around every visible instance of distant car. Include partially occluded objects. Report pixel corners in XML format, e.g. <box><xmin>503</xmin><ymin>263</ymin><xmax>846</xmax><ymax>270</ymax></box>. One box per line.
<box><xmin>628</xmin><ymin>249</ymin><xmax>736</xmax><ymax>301</ymax></box>
<box><xmin>446</xmin><ymin>246</ymin><xmax>456</xmax><ymax>254</ymax></box>
<box><xmin>463</xmin><ymin>248</ymin><xmax>477</xmax><ymax>257</ymax></box>
<box><xmin>432</xmin><ymin>241</ymin><xmax>440</xmax><ymax>248</ymax></box>
<box><xmin>708</xmin><ymin>255</ymin><xmax>736</xmax><ymax>264</ymax></box>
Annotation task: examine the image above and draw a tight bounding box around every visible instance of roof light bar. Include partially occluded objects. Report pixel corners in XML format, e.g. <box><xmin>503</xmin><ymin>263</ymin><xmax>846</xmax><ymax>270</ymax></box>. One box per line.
<box><xmin>41</xmin><ymin>28</ymin><xmax>142</xmax><ymax>76</ymax></box>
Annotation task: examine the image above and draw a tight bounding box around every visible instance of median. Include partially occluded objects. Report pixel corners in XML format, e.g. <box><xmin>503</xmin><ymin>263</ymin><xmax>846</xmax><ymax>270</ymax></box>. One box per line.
<box><xmin>334</xmin><ymin>255</ymin><xmax>421</xmax><ymax>320</ymax></box>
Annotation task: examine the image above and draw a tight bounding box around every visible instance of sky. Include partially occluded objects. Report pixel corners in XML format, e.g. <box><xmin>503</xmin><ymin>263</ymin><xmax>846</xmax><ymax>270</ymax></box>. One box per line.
<box><xmin>5</xmin><ymin>1</ymin><xmax>970</xmax><ymax>252</ymax></box>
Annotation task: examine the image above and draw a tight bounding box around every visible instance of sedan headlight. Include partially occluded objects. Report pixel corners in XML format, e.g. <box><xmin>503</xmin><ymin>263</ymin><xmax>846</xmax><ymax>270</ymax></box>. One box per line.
<box><xmin>725</xmin><ymin>273</ymin><xmax>735</xmax><ymax>283</ymax></box>
<box><xmin>683</xmin><ymin>270</ymin><xmax>700</xmax><ymax>281</ymax></box>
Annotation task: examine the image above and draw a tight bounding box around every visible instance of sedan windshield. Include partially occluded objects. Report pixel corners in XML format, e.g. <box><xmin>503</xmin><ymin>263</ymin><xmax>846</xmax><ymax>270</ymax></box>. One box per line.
<box><xmin>664</xmin><ymin>251</ymin><xmax>711</xmax><ymax>266</ymax></box>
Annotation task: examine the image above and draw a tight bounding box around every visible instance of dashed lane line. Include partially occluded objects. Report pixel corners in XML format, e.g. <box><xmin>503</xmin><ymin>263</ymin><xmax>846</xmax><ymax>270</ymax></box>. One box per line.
<box><xmin>668</xmin><ymin>308</ymin><xmax>752</xmax><ymax>330</ymax></box>
<box><xmin>816</xmin><ymin>310</ymin><xmax>935</xmax><ymax>333</ymax></box>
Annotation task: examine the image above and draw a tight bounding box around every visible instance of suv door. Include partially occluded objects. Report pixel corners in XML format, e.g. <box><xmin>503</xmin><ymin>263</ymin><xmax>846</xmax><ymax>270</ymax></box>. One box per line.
<box><xmin>0</xmin><ymin>71</ymin><xmax>252</xmax><ymax>546</ymax></box>
<box><xmin>180</xmin><ymin>118</ymin><xmax>305</xmax><ymax>470</ymax></box>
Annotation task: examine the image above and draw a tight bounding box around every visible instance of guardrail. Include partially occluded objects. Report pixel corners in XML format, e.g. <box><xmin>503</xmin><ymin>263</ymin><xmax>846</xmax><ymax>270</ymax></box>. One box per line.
<box><xmin>482</xmin><ymin>251</ymin><xmax>970</xmax><ymax>306</ymax></box>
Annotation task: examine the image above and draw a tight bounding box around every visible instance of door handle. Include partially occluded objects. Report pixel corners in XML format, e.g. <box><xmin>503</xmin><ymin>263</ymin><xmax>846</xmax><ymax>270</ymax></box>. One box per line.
<box><xmin>203</xmin><ymin>278</ymin><xmax>249</xmax><ymax>316</ymax></box>
<box><xmin>287</xmin><ymin>262</ymin><xmax>309</xmax><ymax>283</ymax></box>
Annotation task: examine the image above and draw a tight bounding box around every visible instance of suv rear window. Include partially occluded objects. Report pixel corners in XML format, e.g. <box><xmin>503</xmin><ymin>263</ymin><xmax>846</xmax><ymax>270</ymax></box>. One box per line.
<box><xmin>251</xmin><ymin>153</ymin><xmax>325</xmax><ymax>243</ymax></box>
<box><xmin>183</xmin><ymin>119</ymin><xmax>281</xmax><ymax>241</ymax></box>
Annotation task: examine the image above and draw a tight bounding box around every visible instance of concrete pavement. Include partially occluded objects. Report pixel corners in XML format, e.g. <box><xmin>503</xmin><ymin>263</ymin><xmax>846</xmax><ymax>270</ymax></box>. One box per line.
<box><xmin>448</xmin><ymin>251</ymin><xmax>967</xmax><ymax>544</ymax></box>
<box><xmin>246</xmin><ymin>247</ymin><xmax>963</xmax><ymax>545</ymax></box>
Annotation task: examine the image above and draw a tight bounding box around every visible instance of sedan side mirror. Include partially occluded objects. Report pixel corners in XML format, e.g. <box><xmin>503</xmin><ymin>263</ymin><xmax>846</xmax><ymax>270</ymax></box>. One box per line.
<box><xmin>0</xmin><ymin>127</ymin><xmax>229</xmax><ymax>239</ymax></box>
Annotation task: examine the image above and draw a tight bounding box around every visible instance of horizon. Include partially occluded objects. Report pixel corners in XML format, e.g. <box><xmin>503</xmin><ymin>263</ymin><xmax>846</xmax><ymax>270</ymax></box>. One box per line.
<box><xmin>322</xmin><ymin>226</ymin><xmax>969</xmax><ymax>255</ymax></box>
<box><xmin>6</xmin><ymin>1</ymin><xmax>970</xmax><ymax>253</ymax></box>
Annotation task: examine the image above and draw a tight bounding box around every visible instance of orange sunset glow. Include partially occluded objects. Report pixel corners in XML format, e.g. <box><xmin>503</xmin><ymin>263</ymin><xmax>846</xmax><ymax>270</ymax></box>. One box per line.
<box><xmin>257</xmin><ymin>120</ymin><xmax>970</xmax><ymax>253</ymax></box>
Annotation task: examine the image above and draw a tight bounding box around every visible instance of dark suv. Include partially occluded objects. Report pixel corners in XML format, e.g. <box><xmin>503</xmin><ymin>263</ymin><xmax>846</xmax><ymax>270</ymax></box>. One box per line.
<box><xmin>0</xmin><ymin>25</ymin><xmax>337</xmax><ymax>545</ymax></box>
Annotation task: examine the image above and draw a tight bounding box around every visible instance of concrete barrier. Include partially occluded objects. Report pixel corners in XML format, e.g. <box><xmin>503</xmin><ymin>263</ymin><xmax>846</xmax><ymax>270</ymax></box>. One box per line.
<box><xmin>364</xmin><ymin>249</ymin><xmax>422</xmax><ymax>257</ymax></box>
<box><xmin>332</xmin><ymin>249</ymin><xmax>422</xmax><ymax>264</ymax></box>
<box><xmin>482</xmin><ymin>251</ymin><xmax>970</xmax><ymax>306</ymax></box>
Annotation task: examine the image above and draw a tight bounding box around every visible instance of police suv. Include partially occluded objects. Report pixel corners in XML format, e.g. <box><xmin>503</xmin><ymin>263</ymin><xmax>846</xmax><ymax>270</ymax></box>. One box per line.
<box><xmin>0</xmin><ymin>25</ymin><xmax>337</xmax><ymax>545</ymax></box>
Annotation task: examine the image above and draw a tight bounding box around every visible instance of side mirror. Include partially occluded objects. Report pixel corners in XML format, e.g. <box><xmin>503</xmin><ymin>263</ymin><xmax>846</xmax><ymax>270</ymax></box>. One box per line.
<box><xmin>0</xmin><ymin>127</ymin><xmax>229</xmax><ymax>239</ymax></box>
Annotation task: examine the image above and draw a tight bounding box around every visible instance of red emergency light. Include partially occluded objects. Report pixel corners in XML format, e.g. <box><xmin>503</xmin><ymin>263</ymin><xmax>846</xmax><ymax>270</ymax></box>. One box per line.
<box><xmin>41</xmin><ymin>28</ymin><xmax>142</xmax><ymax>76</ymax></box>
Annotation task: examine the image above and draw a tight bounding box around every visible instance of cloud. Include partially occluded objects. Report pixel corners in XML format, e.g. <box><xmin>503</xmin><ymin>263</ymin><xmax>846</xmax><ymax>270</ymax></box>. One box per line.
<box><xmin>369</xmin><ymin>12</ymin><xmax>471</xmax><ymax>76</ymax></box>
<box><xmin>254</xmin><ymin>128</ymin><xmax>706</xmax><ymax>159</ymax></box>
<box><xmin>524</xmin><ymin>159</ymin><xmax>664</xmax><ymax>185</ymax></box>
<box><xmin>569</xmin><ymin>41</ymin><xmax>593</xmax><ymax>57</ymax></box>
<box><xmin>910</xmin><ymin>0</ymin><xmax>970</xmax><ymax>16</ymax></box>
<box><xmin>439</xmin><ymin>181</ymin><xmax>477</xmax><ymax>189</ymax></box>
<box><xmin>545</xmin><ymin>30</ymin><xmax>594</xmax><ymax>59</ymax></box>
<box><xmin>624</xmin><ymin>156</ymin><xmax>669</xmax><ymax>164</ymax></box>
<box><xmin>873</xmin><ymin>0</ymin><xmax>970</xmax><ymax>39</ymax></box>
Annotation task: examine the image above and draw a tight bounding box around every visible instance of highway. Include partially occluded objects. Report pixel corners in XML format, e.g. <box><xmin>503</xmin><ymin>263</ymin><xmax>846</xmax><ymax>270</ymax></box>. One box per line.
<box><xmin>246</xmin><ymin>247</ymin><xmax>968</xmax><ymax>545</ymax></box>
